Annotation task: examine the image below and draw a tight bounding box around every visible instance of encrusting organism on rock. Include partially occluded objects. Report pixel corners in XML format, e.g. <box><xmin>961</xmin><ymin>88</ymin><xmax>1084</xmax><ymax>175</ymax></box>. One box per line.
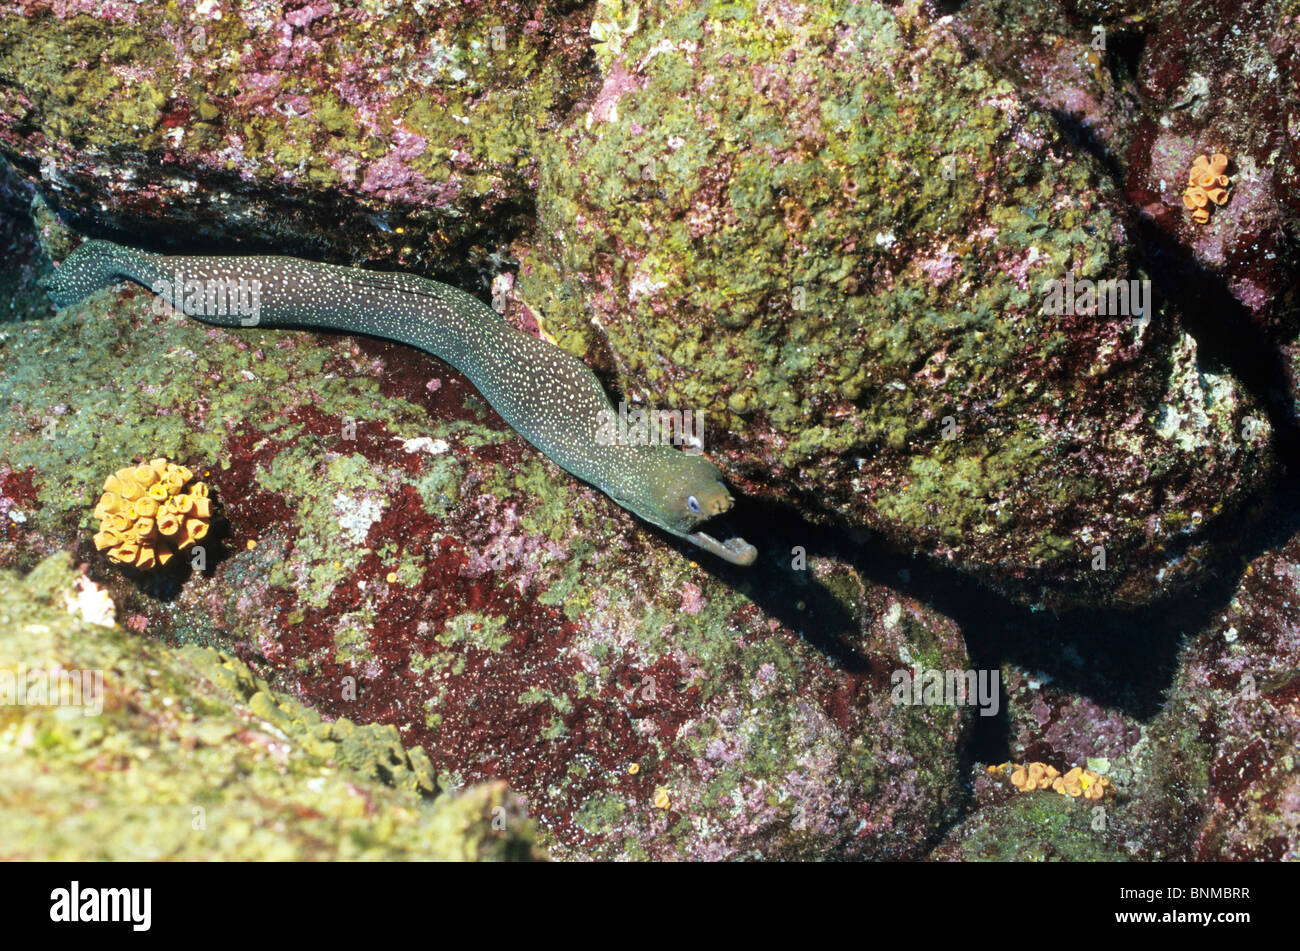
<box><xmin>989</xmin><ymin>761</ymin><xmax>1114</xmax><ymax>801</ymax></box>
<box><xmin>1048</xmin><ymin>765</ymin><xmax>1111</xmax><ymax>800</ymax></box>
<box><xmin>92</xmin><ymin>458</ymin><xmax>212</xmax><ymax>570</ymax></box>
<box><xmin>1182</xmin><ymin>152</ymin><xmax>1232</xmax><ymax>225</ymax></box>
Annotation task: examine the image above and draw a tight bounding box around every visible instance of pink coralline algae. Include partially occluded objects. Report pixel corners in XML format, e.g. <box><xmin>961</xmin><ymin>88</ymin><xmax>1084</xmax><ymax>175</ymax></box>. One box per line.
<box><xmin>0</xmin><ymin>0</ymin><xmax>142</xmax><ymax>22</ymax></box>
<box><xmin>360</xmin><ymin>129</ymin><xmax>434</xmax><ymax>203</ymax></box>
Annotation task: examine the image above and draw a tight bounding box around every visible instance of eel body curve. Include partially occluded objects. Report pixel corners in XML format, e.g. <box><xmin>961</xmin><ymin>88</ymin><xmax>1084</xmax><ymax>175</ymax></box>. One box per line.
<box><xmin>48</xmin><ymin>239</ymin><xmax>757</xmax><ymax>566</ymax></box>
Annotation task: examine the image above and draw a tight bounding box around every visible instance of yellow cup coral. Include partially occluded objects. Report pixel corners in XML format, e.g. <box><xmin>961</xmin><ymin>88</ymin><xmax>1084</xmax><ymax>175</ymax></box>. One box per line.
<box><xmin>1051</xmin><ymin>765</ymin><xmax>1113</xmax><ymax>800</ymax></box>
<box><xmin>1182</xmin><ymin>152</ymin><xmax>1232</xmax><ymax>225</ymax></box>
<box><xmin>1009</xmin><ymin>761</ymin><xmax>1060</xmax><ymax>791</ymax></box>
<box><xmin>998</xmin><ymin>760</ymin><xmax>1114</xmax><ymax>800</ymax></box>
<box><xmin>92</xmin><ymin>458</ymin><xmax>213</xmax><ymax>570</ymax></box>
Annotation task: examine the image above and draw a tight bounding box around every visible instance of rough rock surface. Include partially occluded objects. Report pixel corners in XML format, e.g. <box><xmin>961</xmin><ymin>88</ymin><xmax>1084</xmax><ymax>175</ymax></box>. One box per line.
<box><xmin>1129</xmin><ymin>521</ymin><xmax>1300</xmax><ymax>860</ymax></box>
<box><xmin>1124</xmin><ymin>0</ymin><xmax>1300</xmax><ymax>335</ymax></box>
<box><xmin>0</xmin><ymin>552</ymin><xmax>542</xmax><ymax>860</ymax></box>
<box><xmin>949</xmin><ymin>0</ymin><xmax>1300</xmax><ymax>413</ymax></box>
<box><xmin>520</xmin><ymin>0</ymin><xmax>1273</xmax><ymax>607</ymax></box>
<box><xmin>0</xmin><ymin>0</ymin><xmax>596</xmax><ymax>270</ymax></box>
<box><xmin>1</xmin><ymin>0</ymin><xmax>1296</xmax><ymax>863</ymax></box>
<box><xmin>946</xmin><ymin>0</ymin><xmax>1146</xmax><ymax>165</ymax></box>
<box><xmin>930</xmin><ymin>782</ymin><xmax>1131</xmax><ymax>861</ymax></box>
<box><xmin>0</xmin><ymin>0</ymin><xmax>1277</xmax><ymax>608</ymax></box>
<box><xmin>928</xmin><ymin>514</ymin><xmax>1300</xmax><ymax>862</ymax></box>
<box><xmin>0</xmin><ymin>236</ymin><xmax>974</xmax><ymax>859</ymax></box>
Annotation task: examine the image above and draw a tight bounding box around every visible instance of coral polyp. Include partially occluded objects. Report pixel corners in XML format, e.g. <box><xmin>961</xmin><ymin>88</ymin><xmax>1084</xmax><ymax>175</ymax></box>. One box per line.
<box><xmin>994</xmin><ymin>761</ymin><xmax>1114</xmax><ymax>801</ymax></box>
<box><xmin>1182</xmin><ymin>153</ymin><xmax>1232</xmax><ymax>225</ymax></box>
<box><xmin>92</xmin><ymin>458</ymin><xmax>212</xmax><ymax>570</ymax></box>
<box><xmin>1050</xmin><ymin>766</ymin><xmax>1112</xmax><ymax>801</ymax></box>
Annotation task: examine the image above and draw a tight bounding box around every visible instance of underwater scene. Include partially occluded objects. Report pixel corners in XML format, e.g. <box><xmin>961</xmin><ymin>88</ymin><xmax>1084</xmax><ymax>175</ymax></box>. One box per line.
<box><xmin>0</xmin><ymin>0</ymin><xmax>1296</xmax><ymax>870</ymax></box>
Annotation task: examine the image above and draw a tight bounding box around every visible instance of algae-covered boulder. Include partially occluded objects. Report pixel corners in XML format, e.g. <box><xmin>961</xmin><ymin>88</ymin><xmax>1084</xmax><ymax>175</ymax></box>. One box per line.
<box><xmin>520</xmin><ymin>0</ymin><xmax>1272</xmax><ymax>608</ymax></box>
<box><xmin>1124</xmin><ymin>0</ymin><xmax>1300</xmax><ymax>419</ymax></box>
<box><xmin>0</xmin><ymin>247</ymin><xmax>975</xmax><ymax>859</ymax></box>
<box><xmin>0</xmin><ymin>552</ymin><xmax>541</xmax><ymax>860</ymax></box>
<box><xmin>930</xmin><ymin>780</ymin><xmax>1132</xmax><ymax>861</ymax></box>
<box><xmin>0</xmin><ymin>0</ymin><xmax>595</xmax><ymax>263</ymax></box>
<box><xmin>1127</xmin><ymin>525</ymin><xmax>1300</xmax><ymax>860</ymax></box>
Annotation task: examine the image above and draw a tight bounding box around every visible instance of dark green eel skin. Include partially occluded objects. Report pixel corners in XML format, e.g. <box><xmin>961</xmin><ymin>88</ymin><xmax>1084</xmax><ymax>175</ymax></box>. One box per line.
<box><xmin>48</xmin><ymin>239</ymin><xmax>757</xmax><ymax>565</ymax></box>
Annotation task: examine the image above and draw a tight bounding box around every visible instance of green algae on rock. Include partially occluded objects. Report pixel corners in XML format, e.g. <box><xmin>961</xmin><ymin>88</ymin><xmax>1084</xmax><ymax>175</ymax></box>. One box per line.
<box><xmin>519</xmin><ymin>0</ymin><xmax>1273</xmax><ymax>608</ymax></box>
<box><xmin>0</xmin><ymin>552</ymin><xmax>542</xmax><ymax>860</ymax></box>
<box><xmin>930</xmin><ymin>788</ymin><xmax>1131</xmax><ymax>862</ymax></box>
<box><xmin>0</xmin><ymin>0</ymin><xmax>597</xmax><ymax>265</ymax></box>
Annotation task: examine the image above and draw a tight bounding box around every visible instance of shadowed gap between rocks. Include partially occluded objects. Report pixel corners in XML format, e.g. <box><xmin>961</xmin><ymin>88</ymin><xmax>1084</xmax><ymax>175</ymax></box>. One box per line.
<box><xmin>25</xmin><ymin>161</ymin><xmax>538</xmax><ymax>300</ymax></box>
<box><xmin>704</xmin><ymin>481</ymin><xmax>1300</xmax><ymax>854</ymax></box>
<box><xmin>701</xmin><ymin>488</ymin><xmax>1262</xmax><ymax>722</ymax></box>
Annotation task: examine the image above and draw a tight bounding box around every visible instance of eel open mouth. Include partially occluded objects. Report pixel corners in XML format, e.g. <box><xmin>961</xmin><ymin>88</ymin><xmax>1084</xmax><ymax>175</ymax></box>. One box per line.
<box><xmin>686</xmin><ymin>523</ymin><xmax>758</xmax><ymax>566</ymax></box>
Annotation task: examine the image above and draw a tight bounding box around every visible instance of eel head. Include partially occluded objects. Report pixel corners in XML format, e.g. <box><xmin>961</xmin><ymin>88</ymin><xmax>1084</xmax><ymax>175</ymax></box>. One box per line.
<box><xmin>640</xmin><ymin>451</ymin><xmax>757</xmax><ymax>566</ymax></box>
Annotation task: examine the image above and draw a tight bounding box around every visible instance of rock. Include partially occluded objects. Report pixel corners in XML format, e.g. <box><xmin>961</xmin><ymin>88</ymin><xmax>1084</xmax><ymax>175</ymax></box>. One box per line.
<box><xmin>0</xmin><ymin>252</ymin><xmax>974</xmax><ymax>859</ymax></box>
<box><xmin>930</xmin><ymin>783</ymin><xmax>1131</xmax><ymax>861</ymax></box>
<box><xmin>1124</xmin><ymin>0</ymin><xmax>1300</xmax><ymax>334</ymax></box>
<box><xmin>519</xmin><ymin>0</ymin><xmax>1272</xmax><ymax>607</ymax></box>
<box><xmin>0</xmin><ymin>551</ymin><xmax>542</xmax><ymax>860</ymax></box>
<box><xmin>1001</xmin><ymin>665</ymin><xmax>1144</xmax><ymax>781</ymax></box>
<box><xmin>1129</xmin><ymin>522</ymin><xmax>1300</xmax><ymax>860</ymax></box>
<box><xmin>0</xmin><ymin>0</ymin><xmax>596</xmax><ymax>267</ymax></box>
<box><xmin>951</xmin><ymin>0</ymin><xmax>1300</xmax><ymax>332</ymax></box>
<box><xmin>946</xmin><ymin>0</ymin><xmax>1145</xmax><ymax>165</ymax></box>
<box><xmin>949</xmin><ymin>0</ymin><xmax>1300</xmax><ymax>416</ymax></box>
<box><xmin>935</xmin><ymin>514</ymin><xmax>1300</xmax><ymax>861</ymax></box>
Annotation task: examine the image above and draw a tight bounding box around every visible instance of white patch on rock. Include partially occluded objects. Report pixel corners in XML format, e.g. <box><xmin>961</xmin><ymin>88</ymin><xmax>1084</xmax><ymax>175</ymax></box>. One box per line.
<box><xmin>628</xmin><ymin>268</ymin><xmax>668</xmax><ymax>303</ymax></box>
<box><xmin>334</xmin><ymin>493</ymin><xmax>386</xmax><ymax>545</ymax></box>
<box><xmin>398</xmin><ymin>436</ymin><xmax>450</xmax><ymax>455</ymax></box>
<box><xmin>64</xmin><ymin>576</ymin><xmax>116</xmax><ymax>628</ymax></box>
<box><xmin>1154</xmin><ymin>331</ymin><xmax>1251</xmax><ymax>452</ymax></box>
<box><xmin>884</xmin><ymin>600</ymin><xmax>903</xmax><ymax>634</ymax></box>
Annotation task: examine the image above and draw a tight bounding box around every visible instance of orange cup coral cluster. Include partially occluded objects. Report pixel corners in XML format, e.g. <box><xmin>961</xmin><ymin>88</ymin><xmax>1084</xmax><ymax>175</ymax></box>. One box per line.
<box><xmin>1050</xmin><ymin>766</ymin><xmax>1111</xmax><ymax>800</ymax></box>
<box><xmin>92</xmin><ymin>458</ymin><xmax>212</xmax><ymax>570</ymax></box>
<box><xmin>994</xmin><ymin>761</ymin><xmax>1114</xmax><ymax>801</ymax></box>
<box><xmin>1182</xmin><ymin>152</ymin><xmax>1232</xmax><ymax>224</ymax></box>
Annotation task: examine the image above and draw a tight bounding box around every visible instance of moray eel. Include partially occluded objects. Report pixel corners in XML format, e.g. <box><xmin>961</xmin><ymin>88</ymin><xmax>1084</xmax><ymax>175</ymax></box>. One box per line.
<box><xmin>47</xmin><ymin>239</ymin><xmax>757</xmax><ymax>566</ymax></box>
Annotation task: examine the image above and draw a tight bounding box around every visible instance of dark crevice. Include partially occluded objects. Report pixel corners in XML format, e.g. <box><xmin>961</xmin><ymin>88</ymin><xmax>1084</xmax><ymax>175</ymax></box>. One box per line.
<box><xmin>1107</xmin><ymin>28</ymin><xmax>1147</xmax><ymax>85</ymax></box>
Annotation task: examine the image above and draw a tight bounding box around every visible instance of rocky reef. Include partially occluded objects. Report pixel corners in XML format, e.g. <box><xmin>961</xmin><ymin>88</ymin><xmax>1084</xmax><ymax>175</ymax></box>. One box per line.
<box><xmin>520</xmin><ymin>0</ymin><xmax>1274</xmax><ymax>609</ymax></box>
<box><xmin>0</xmin><ymin>0</ymin><xmax>1280</xmax><ymax>609</ymax></box>
<box><xmin>0</xmin><ymin>0</ymin><xmax>596</xmax><ymax>270</ymax></box>
<box><xmin>0</xmin><ymin>551</ymin><xmax>540</xmax><ymax>860</ymax></box>
<box><xmin>0</xmin><ymin>232</ymin><xmax>976</xmax><ymax>859</ymax></box>
<box><xmin>949</xmin><ymin>0</ymin><xmax>1300</xmax><ymax>422</ymax></box>
<box><xmin>931</xmin><ymin>512</ymin><xmax>1300</xmax><ymax>862</ymax></box>
<box><xmin>0</xmin><ymin>0</ymin><xmax>1296</xmax><ymax>862</ymax></box>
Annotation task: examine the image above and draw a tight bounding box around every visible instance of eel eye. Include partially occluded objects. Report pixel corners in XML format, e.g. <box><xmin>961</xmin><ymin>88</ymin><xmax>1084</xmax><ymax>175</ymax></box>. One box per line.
<box><xmin>687</xmin><ymin>495</ymin><xmax>701</xmax><ymax>515</ymax></box>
